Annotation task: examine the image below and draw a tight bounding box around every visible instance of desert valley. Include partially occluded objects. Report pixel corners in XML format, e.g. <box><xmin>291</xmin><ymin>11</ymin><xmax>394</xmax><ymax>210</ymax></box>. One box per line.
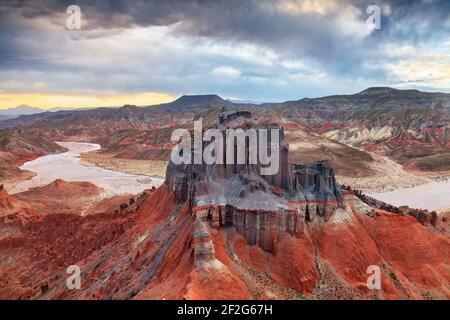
<box><xmin>0</xmin><ymin>88</ymin><xmax>449</xmax><ymax>299</ymax></box>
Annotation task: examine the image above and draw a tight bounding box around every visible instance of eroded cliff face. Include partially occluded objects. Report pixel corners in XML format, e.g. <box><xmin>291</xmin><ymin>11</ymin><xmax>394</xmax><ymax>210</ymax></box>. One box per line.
<box><xmin>166</xmin><ymin>111</ymin><xmax>344</xmax><ymax>252</ymax></box>
<box><xmin>167</xmin><ymin>162</ymin><xmax>343</xmax><ymax>252</ymax></box>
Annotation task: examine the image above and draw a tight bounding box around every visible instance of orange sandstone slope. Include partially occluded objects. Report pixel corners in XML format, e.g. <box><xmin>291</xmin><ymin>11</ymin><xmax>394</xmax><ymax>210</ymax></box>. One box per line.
<box><xmin>0</xmin><ymin>182</ymin><xmax>448</xmax><ymax>300</ymax></box>
<box><xmin>14</xmin><ymin>179</ymin><xmax>103</xmax><ymax>215</ymax></box>
<box><xmin>0</xmin><ymin>184</ymin><xmax>38</xmax><ymax>225</ymax></box>
<box><xmin>0</xmin><ymin>184</ymin><xmax>250</xmax><ymax>300</ymax></box>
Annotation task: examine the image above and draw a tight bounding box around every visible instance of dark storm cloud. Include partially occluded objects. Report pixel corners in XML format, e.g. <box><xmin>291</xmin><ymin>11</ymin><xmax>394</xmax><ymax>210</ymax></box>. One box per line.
<box><xmin>2</xmin><ymin>0</ymin><xmax>446</xmax><ymax>74</ymax></box>
<box><xmin>11</xmin><ymin>1</ymin><xmax>450</xmax><ymax>45</ymax></box>
<box><xmin>0</xmin><ymin>0</ymin><xmax>449</xmax><ymax>101</ymax></box>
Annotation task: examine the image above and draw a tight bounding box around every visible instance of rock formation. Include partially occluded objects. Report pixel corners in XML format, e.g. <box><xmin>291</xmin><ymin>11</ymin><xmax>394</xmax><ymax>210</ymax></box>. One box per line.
<box><xmin>166</xmin><ymin>111</ymin><xmax>343</xmax><ymax>252</ymax></box>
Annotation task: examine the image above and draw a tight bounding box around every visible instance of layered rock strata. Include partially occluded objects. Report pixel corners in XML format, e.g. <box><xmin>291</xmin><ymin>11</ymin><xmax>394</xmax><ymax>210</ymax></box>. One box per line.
<box><xmin>166</xmin><ymin>111</ymin><xmax>344</xmax><ymax>252</ymax></box>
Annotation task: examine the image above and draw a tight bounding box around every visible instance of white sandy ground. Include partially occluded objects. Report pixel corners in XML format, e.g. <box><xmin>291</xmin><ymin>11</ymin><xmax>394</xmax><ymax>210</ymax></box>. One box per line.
<box><xmin>8</xmin><ymin>142</ymin><xmax>163</xmax><ymax>198</ymax></box>
<box><xmin>340</xmin><ymin>151</ymin><xmax>450</xmax><ymax>212</ymax></box>
<box><xmin>316</xmin><ymin>144</ymin><xmax>450</xmax><ymax>212</ymax></box>
<box><xmin>369</xmin><ymin>178</ymin><xmax>450</xmax><ymax>212</ymax></box>
<box><xmin>333</xmin><ymin>147</ymin><xmax>450</xmax><ymax>212</ymax></box>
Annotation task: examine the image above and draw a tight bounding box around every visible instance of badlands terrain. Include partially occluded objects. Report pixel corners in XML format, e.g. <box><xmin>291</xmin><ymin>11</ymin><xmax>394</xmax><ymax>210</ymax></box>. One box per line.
<box><xmin>0</xmin><ymin>87</ymin><xmax>449</xmax><ymax>299</ymax></box>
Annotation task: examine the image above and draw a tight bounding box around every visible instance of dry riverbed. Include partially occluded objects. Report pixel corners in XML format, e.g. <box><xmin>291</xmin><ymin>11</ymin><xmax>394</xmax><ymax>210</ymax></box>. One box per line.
<box><xmin>9</xmin><ymin>142</ymin><xmax>164</xmax><ymax>197</ymax></box>
<box><xmin>80</xmin><ymin>151</ymin><xmax>168</xmax><ymax>179</ymax></box>
<box><xmin>336</xmin><ymin>151</ymin><xmax>433</xmax><ymax>193</ymax></box>
<box><xmin>336</xmin><ymin>148</ymin><xmax>450</xmax><ymax>212</ymax></box>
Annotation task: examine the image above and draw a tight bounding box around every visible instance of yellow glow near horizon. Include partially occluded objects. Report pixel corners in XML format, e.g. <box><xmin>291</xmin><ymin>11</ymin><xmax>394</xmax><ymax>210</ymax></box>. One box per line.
<box><xmin>386</xmin><ymin>55</ymin><xmax>450</xmax><ymax>87</ymax></box>
<box><xmin>0</xmin><ymin>92</ymin><xmax>177</xmax><ymax>110</ymax></box>
<box><xmin>276</xmin><ymin>0</ymin><xmax>338</xmax><ymax>15</ymax></box>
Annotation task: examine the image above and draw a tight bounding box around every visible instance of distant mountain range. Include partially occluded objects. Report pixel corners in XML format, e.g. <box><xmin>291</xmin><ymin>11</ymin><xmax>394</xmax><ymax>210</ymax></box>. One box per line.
<box><xmin>1</xmin><ymin>87</ymin><xmax>449</xmax><ymax>125</ymax></box>
<box><xmin>1</xmin><ymin>86</ymin><xmax>448</xmax><ymax>177</ymax></box>
<box><xmin>0</xmin><ymin>105</ymin><xmax>103</xmax><ymax>121</ymax></box>
<box><xmin>0</xmin><ymin>105</ymin><xmax>44</xmax><ymax>117</ymax></box>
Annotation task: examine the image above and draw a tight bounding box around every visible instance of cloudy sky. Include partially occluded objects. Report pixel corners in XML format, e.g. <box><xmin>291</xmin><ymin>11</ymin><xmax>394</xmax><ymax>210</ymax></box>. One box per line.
<box><xmin>0</xmin><ymin>0</ymin><xmax>449</xmax><ymax>109</ymax></box>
